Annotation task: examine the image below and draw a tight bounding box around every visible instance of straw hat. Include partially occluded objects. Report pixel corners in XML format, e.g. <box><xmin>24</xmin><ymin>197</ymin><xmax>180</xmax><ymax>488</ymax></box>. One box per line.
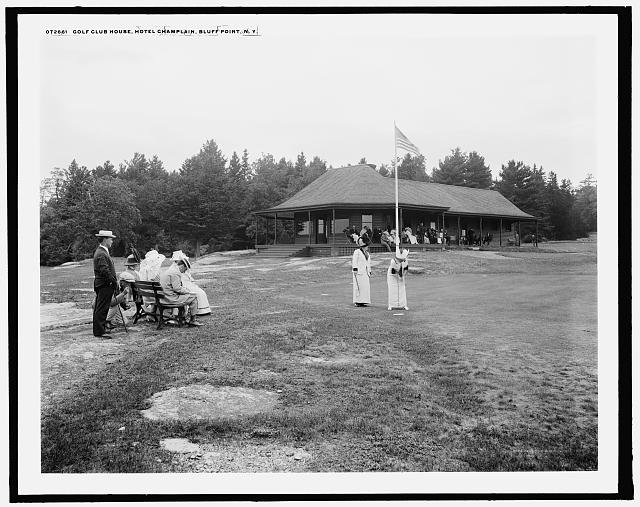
<box><xmin>394</xmin><ymin>249</ymin><xmax>409</xmax><ymax>261</ymax></box>
<box><xmin>95</xmin><ymin>230</ymin><xmax>116</xmax><ymax>238</ymax></box>
<box><xmin>171</xmin><ymin>250</ymin><xmax>186</xmax><ymax>261</ymax></box>
<box><xmin>171</xmin><ymin>250</ymin><xmax>191</xmax><ymax>270</ymax></box>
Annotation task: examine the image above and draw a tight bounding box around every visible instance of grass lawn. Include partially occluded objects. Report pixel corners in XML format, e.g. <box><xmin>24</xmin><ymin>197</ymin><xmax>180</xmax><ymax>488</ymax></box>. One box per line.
<box><xmin>40</xmin><ymin>242</ymin><xmax>597</xmax><ymax>473</ymax></box>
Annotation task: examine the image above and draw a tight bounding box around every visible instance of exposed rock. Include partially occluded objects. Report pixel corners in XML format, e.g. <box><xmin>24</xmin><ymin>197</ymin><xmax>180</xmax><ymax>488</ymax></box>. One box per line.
<box><xmin>141</xmin><ymin>384</ymin><xmax>279</xmax><ymax>421</ymax></box>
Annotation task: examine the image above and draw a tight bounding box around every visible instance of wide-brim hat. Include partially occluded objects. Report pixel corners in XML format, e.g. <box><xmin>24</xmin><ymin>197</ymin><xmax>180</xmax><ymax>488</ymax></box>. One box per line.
<box><xmin>175</xmin><ymin>255</ymin><xmax>191</xmax><ymax>270</ymax></box>
<box><xmin>394</xmin><ymin>248</ymin><xmax>410</xmax><ymax>261</ymax></box>
<box><xmin>171</xmin><ymin>250</ymin><xmax>186</xmax><ymax>261</ymax></box>
<box><xmin>124</xmin><ymin>254</ymin><xmax>139</xmax><ymax>266</ymax></box>
<box><xmin>171</xmin><ymin>250</ymin><xmax>191</xmax><ymax>269</ymax></box>
<box><xmin>357</xmin><ymin>237</ymin><xmax>370</xmax><ymax>247</ymax></box>
<box><xmin>144</xmin><ymin>249</ymin><xmax>160</xmax><ymax>261</ymax></box>
<box><xmin>95</xmin><ymin>230</ymin><xmax>116</xmax><ymax>238</ymax></box>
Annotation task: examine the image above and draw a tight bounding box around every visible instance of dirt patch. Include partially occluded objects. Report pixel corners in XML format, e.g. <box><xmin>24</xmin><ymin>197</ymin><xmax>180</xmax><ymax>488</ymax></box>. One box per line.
<box><xmin>248</xmin><ymin>369</ymin><xmax>280</xmax><ymax>383</ymax></box>
<box><xmin>163</xmin><ymin>440</ymin><xmax>313</xmax><ymax>472</ymax></box>
<box><xmin>160</xmin><ymin>438</ymin><xmax>200</xmax><ymax>453</ymax></box>
<box><xmin>41</xmin><ymin>302</ymin><xmax>93</xmax><ymax>330</ymax></box>
<box><xmin>141</xmin><ymin>385</ymin><xmax>280</xmax><ymax>421</ymax></box>
<box><xmin>454</xmin><ymin>250</ymin><xmax>518</xmax><ymax>260</ymax></box>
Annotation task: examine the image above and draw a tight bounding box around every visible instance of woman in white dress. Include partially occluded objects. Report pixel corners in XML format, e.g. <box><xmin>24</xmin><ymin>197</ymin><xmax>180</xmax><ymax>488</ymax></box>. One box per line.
<box><xmin>352</xmin><ymin>237</ymin><xmax>371</xmax><ymax>307</ymax></box>
<box><xmin>138</xmin><ymin>249</ymin><xmax>166</xmax><ymax>316</ymax></box>
<box><xmin>171</xmin><ymin>250</ymin><xmax>211</xmax><ymax>316</ymax></box>
<box><xmin>387</xmin><ymin>249</ymin><xmax>409</xmax><ymax>311</ymax></box>
<box><xmin>139</xmin><ymin>249</ymin><xmax>165</xmax><ymax>282</ymax></box>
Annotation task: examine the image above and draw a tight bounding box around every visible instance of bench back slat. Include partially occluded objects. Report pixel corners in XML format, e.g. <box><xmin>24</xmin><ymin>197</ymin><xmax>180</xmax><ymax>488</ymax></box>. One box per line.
<box><xmin>132</xmin><ymin>281</ymin><xmax>165</xmax><ymax>300</ymax></box>
<box><xmin>131</xmin><ymin>281</ymin><xmax>184</xmax><ymax>309</ymax></box>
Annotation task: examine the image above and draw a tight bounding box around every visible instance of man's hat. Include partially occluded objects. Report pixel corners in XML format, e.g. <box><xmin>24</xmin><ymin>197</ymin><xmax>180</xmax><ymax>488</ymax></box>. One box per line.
<box><xmin>124</xmin><ymin>254</ymin><xmax>139</xmax><ymax>266</ymax></box>
<box><xmin>95</xmin><ymin>230</ymin><xmax>116</xmax><ymax>238</ymax></box>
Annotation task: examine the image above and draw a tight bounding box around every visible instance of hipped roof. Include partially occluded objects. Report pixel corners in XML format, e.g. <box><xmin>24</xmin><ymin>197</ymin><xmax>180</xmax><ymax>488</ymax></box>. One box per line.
<box><xmin>260</xmin><ymin>164</ymin><xmax>535</xmax><ymax>219</ymax></box>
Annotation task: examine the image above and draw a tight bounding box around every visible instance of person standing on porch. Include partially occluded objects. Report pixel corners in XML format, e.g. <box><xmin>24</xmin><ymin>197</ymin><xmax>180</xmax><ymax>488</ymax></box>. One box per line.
<box><xmin>387</xmin><ymin>249</ymin><xmax>409</xmax><ymax>311</ymax></box>
<box><xmin>352</xmin><ymin>236</ymin><xmax>371</xmax><ymax>307</ymax></box>
<box><xmin>92</xmin><ymin>230</ymin><xmax>119</xmax><ymax>338</ymax></box>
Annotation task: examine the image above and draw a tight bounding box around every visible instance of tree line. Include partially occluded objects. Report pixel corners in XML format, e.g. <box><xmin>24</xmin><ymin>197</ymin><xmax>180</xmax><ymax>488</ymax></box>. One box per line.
<box><xmin>39</xmin><ymin>140</ymin><xmax>597</xmax><ymax>265</ymax></box>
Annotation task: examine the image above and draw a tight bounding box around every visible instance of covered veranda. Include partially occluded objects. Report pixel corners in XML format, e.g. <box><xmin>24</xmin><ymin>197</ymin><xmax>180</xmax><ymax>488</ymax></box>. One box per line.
<box><xmin>253</xmin><ymin>206</ymin><xmax>539</xmax><ymax>257</ymax></box>
<box><xmin>252</xmin><ymin>164</ymin><xmax>538</xmax><ymax>257</ymax></box>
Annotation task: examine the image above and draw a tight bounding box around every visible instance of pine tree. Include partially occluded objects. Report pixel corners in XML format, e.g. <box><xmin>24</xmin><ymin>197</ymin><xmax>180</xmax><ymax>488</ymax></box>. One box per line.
<box><xmin>398</xmin><ymin>153</ymin><xmax>429</xmax><ymax>181</ymax></box>
<box><xmin>431</xmin><ymin>148</ymin><xmax>467</xmax><ymax>186</ymax></box>
<box><xmin>574</xmin><ymin>174</ymin><xmax>597</xmax><ymax>233</ymax></box>
<box><xmin>463</xmin><ymin>151</ymin><xmax>492</xmax><ymax>188</ymax></box>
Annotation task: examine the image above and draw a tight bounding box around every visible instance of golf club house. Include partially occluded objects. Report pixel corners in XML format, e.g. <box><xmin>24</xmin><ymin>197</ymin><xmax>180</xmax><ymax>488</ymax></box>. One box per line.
<box><xmin>254</xmin><ymin>164</ymin><xmax>538</xmax><ymax>257</ymax></box>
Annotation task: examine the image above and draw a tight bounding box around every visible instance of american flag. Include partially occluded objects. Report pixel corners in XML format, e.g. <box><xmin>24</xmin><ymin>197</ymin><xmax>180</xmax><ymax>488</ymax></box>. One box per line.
<box><xmin>395</xmin><ymin>126</ymin><xmax>421</xmax><ymax>156</ymax></box>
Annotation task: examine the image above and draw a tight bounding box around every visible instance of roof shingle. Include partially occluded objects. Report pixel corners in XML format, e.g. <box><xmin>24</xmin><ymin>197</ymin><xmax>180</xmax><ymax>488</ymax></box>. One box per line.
<box><xmin>264</xmin><ymin>164</ymin><xmax>534</xmax><ymax>219</ymax></box>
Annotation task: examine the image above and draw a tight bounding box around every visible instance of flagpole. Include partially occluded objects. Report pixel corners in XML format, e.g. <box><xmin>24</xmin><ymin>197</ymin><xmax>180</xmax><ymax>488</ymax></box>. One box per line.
<box><xmin>394</xmin><ymin>122</ymin><xmax>399</xmax><ymax>255</ymax></box>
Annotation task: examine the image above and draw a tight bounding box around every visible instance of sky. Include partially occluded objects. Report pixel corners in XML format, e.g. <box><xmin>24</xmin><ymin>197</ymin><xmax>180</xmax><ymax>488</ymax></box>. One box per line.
<box><xmin>34</xmin><ymin>12</ymin><xmax>616</xmax><ymax>185</ymax></box>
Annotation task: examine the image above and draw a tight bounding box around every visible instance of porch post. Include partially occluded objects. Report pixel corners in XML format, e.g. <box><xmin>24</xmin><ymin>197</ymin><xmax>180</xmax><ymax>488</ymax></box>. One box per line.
<box><xmin>400</xmin><ymin>207</ymin><xmax>403</xmax><ymax>238</ymax></box>
<box><xmin>255</xmin><ymin>214</ymin><xmax>258</xmax><ymax>249</ymax></box>
<box><xmin>480</xmin><ymin>216</ymin><xmax>483</xmax><ymax>247</ymax></box>
<box><xmin>535</xmin><ymin>220</ymin><xmax>539</xmax><ymax>247</ymax></box>
<box><xmin>442</xmin><ymin>211</ymin><xmax>446</xmax><ymax>248</ymax></box>
<box><xmin>457</xmin><ymin>215</ymin><xmax>461</xmax><ymax>247</ymax></box>
<box><xmin>500</xmin><ymin>218</ymin><xmax>503</xmax><ymax>247</ymax></box>
<box><xmin>308</xmin><ymin>210</ymin><xmax>311</xmax><ymax>245</ymax></box>
<box><xmin>518</xmin><ymin>221</ymin><xmax>521</xmax><ymax>246</ymax></box>
<box><xmin>274</xmin><ymin>213</ymin><xmax>277</xmax><ymax>245</ymax></box>
<box><xmin>332</xmin><ymin>208</ymin><xmax>336</xmax><ymax>253</ymax></box>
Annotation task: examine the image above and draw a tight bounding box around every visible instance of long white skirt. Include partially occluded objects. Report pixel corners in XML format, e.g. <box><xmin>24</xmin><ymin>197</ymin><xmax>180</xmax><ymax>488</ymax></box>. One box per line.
<box><xmin>182</xmin><ymin>280</ymin><xmax>211</xmax><ymax>315</ymax></box>
<box><xmin>387</xmin><ymin>273</ymin><xmax>407</xmax><ymax>309</ymax></box>
<box><xmin>352</xmin><ymin>273</ymin><xmax>371</xmax><ymax>304</ymax></box>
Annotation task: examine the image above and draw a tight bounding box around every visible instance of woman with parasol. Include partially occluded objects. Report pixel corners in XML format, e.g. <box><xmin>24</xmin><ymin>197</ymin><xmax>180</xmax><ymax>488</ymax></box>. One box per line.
<box><xmin>352</xmin><ymin>235</ymin><xmax>372</xmax><ymax>307</ymax></box>
<box><xmin>387</xmin><ymin>248</ymin><xmax>409</xmax><ymax>311</ymax></box>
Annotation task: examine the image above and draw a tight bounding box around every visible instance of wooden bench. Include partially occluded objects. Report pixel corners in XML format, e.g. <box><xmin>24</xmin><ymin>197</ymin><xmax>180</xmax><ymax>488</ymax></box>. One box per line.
<box><xmin>130</xmin><ymin>280</ymin><xmax>187</xmax><ymax>330</ymax></box>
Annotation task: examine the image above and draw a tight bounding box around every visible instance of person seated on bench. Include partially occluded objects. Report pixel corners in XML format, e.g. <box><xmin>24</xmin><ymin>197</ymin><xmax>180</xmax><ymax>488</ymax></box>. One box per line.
<box><xmin>121</xmin><ymin>254</ymin><xmax>141</xmax><ymax>280</ymax></box>
<box><xmin>404</xmin><ymin>227</ymin><xmax>418</xmax><ymax>244</ymax></box>
<box><xmin>139</xmin><ymin>249</ymin><xmax>164</xmax><ymax>282</ymax></box>
<box><xmin>171</xmin><ymin>250</ymin><xmax>211</xmax><ymax>316</ymax></box>
<box><xmin>138</xmin><ymin>249</ymin><xmax>165</xmax><ymax>316</ymax></box>
<box><xmin>159</xmin><ymin>256</ymin><xmax>203</xmax><ymax>327</ymax></box>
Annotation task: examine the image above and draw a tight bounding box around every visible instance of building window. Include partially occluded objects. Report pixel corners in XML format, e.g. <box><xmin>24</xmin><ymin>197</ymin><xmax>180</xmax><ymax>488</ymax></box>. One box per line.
<box><xmin>505</xmin><ymin>223</ymin><xmax>511</xmax><ymax>232</ymax></box>
<box><xmin>335</xmin><ymin>218</ymin><xmax>349</xmax><ymax>234</ymax></box>
<box><xmin>318</xmin><ymin>219</ymin><xmax>324</xmax><ymax>234</ymax></box>
<box><xmin>297</xmin><ymin>220</ymin><xmax>309</xmax><ymax>235</ymax></box>
<box><xmin>362</xmin><ymin>214</ymin><xmax>373</xmax><ymax>230</ymax></box>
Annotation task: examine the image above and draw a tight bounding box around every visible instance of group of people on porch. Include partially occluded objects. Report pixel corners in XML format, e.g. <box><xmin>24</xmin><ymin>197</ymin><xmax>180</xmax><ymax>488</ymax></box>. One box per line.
<box><xmin>92</xmin><ymin>230</ymin><xmax>211</xmax><ymax>338</ymax></box>
<box><xmin>361</xmin><ymin>224</ymin><xmax>450</xmax><ymax>251</ymax></box>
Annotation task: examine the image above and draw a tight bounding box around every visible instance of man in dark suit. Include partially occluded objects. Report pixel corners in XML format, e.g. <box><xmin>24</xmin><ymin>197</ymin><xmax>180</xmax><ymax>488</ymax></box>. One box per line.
<box><xmin>93</xmin><ymin>230</ymin><xmax>118</xmax><ymax>337</ymax></box>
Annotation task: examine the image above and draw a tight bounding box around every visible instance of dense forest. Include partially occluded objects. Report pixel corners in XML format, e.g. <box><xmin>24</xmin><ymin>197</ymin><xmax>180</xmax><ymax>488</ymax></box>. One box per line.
<box><xmin>39</xmin><ymin>140</ymin><xmax>597</xmax><ymax>265</ymax></box>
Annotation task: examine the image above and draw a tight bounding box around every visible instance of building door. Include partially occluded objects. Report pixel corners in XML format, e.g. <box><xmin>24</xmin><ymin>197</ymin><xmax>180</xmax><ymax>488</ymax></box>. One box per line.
<box><xmin>316</xmin><ymin>218</ymin><xmax>327</xmax><ymax>243</ymax></box>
